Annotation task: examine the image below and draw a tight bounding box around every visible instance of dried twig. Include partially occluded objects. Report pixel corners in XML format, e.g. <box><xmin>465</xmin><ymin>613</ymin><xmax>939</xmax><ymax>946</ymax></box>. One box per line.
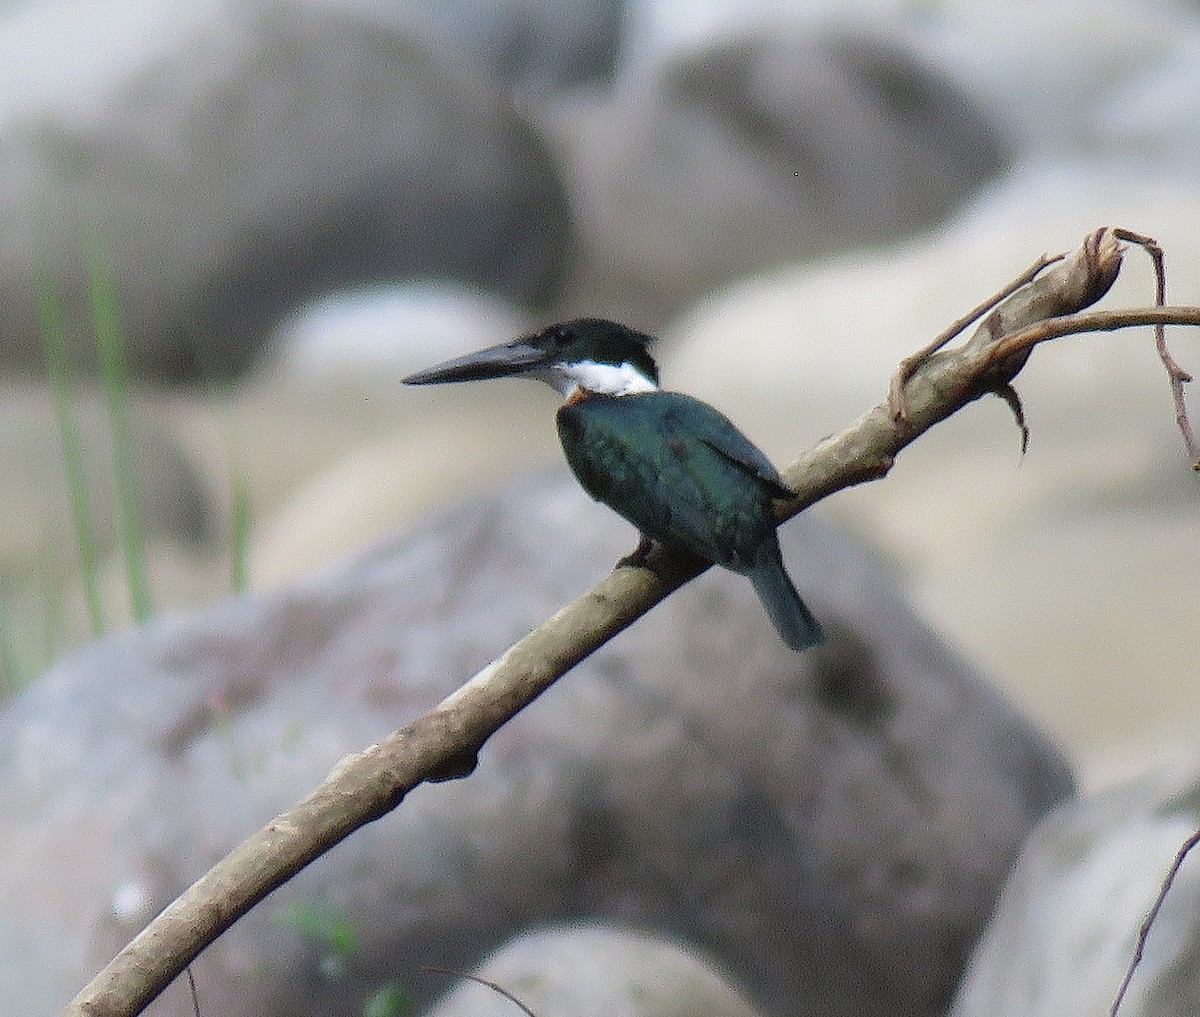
<box><xmin>1112</xmin><ymin>228</ymin><xmax>1200</xmax><ymax>467</ymax></box>
<box><xmin>1111</xmin><ymin>829</ymin><xmax>1200</xmax><ymax>1016</ymax></box>
<box><xmin>58</xmin><ymin>228</ymin><xmax>1200</xmax><ymax>1017</ymax></box>
<box><xmin>185</xmin><ymin>968</ymin><xmax>199</xmax><ymax>1017</ymax></box>
<box><xmin>424</xmin><ymin>965</ymin><xmax>539</xmax><ymax>1017</ymax></box>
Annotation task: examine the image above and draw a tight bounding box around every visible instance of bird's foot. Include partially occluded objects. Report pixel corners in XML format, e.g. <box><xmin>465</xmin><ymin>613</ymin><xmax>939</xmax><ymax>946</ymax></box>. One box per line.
<box><xmin>615</xmin><ymin>534</ymin><xmax>655</xmax><ymax>571</ymax></box>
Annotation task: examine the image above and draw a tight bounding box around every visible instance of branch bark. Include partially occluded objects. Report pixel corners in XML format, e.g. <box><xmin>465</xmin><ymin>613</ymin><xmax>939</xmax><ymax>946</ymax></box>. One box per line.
<box><xmin>61</xmin><ymin>227</ymin><xmax>1198</xmax><ymax>1017</ymax></box>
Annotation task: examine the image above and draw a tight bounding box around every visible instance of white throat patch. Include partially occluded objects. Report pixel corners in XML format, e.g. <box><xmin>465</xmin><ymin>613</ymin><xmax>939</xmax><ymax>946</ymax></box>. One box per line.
<box><xmin>536</xmin><ymin>359</ymin><xmax>659</xmax><ymax>399</ymax></box>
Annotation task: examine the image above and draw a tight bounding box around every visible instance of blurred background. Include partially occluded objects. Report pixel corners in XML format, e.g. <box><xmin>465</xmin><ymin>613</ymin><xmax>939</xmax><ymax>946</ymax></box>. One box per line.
<box><xmin>4</xmin><ymin>2</ymin><xmax>1200</xmax><ymax>1016</ymax></box>
<box><xmin>2</xmin><ymin>0</ymin><xmax>1199</xmax><ymax>777</ymax></box>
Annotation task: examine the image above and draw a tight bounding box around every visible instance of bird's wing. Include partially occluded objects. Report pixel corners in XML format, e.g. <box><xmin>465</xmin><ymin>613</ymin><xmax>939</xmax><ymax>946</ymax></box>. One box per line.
<box><xmin>676</xmin><ymin>398</ymin><xmax>794</xmax><ymax>500</ymax></box>
<box><xmin>699</xmin><ymin>437</ymin><xmax>794</xmax><ymax>499</ymax></box>
<box><xmin>557</xmin><ymin>391</ymin><xmax>789</xmax><ymax>566</ymax></box>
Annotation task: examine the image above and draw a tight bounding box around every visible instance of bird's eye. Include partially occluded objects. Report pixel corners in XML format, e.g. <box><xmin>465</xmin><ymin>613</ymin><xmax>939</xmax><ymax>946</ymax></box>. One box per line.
<box><xmin>553</xmin><ymin>327</ymin><xmax>572</xmax><ymax>345</ymax></box>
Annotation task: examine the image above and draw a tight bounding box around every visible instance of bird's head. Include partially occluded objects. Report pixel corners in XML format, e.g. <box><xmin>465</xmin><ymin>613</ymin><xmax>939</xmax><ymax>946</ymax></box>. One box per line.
<box><xmin>402</xmin><ymin>318</ymin><xmax>660</xmax><ymax>399</ymax></box>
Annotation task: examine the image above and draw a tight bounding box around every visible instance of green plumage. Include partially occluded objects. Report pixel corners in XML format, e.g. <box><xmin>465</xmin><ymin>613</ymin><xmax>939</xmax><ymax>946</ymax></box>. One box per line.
<box><xmin>557</xmin><ymin>390</ymin><xmax>823</xmax><ymax>651</ymax></box>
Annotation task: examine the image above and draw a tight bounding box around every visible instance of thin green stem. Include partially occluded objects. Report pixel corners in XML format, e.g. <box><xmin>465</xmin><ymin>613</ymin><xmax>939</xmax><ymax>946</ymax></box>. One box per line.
<box><xmin>84</xmin><ymin>220</ymin><xmax>153</xmax><ymax>624</ymax></box>
<box><xmin>229</xmin><ymin>464</ymin><xmax>252</xmax><ymax>594</ymax></box>
<box><xmin>33</xmin><ymin>223</ymin><xmax>106</xmax><ymax>637</ymax></box>
<box><xmin>208</xmin><ymin>376</ymin><xmax>254</xmax><ymax>595</ymax></box>
<box><xmin>39</xmin><ymin>545</ymin><xmax>65</xmax><ymax>675</ymax></box>
<box><xmin>0</xmin><ymin>588</ymin><xmax>20</xmax><ymax>695</ymax></box>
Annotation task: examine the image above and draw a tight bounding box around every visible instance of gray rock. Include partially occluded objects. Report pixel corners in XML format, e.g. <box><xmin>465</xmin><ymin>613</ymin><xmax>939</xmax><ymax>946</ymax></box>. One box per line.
<box><xmin>547</xmin><ymin>22</ymin><xmax>1009</xmax><ymax>326</ymax></box>
<box><xmin>923</xmin><ymin>2</ymin><xmax>1193</xmax><ymax>162</ymax></box>
<box><xmin>423</xmin><ymin>923</ymin><xmax>766</xmax><ymax>1017</ymax></box>
<box><xmin>0</xmin><ymin>0</ymin><xmax>572</xmax><ymax>381</ymax></box>
<box><xmin>624</xmin><ymin>2</ymin><xmax>1199</xmax><ymax>165</ymax></box>
<box><xmin>334</xmin><ymin>0</ymin><xmax>626</xmax><ymax>95</ymax></box>
<box><xmin>0</xmin><ymin>470</ymin><xmax>1072</xmax><ymax>1017</ymax></box>
<box><xmin>951</xmin><ymin>760</ymin><xmax>1200</xmax><ymax>1017</ymax></box>
<box><xmin>267</xmin><ymin>281</ymin><xmax>532</xmax><ymax>379</ymax></box>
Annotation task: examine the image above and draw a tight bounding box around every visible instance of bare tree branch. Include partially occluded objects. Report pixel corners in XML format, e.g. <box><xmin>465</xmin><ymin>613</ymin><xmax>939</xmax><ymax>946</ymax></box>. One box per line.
<box><xmin>1111</xmin><ymin>829</ymin><xmax>1200</xmax><ymax>1016</ymax></box>
<box><xmin>60</xmin><ymin>228</ymin><xmax>1199</xmax><ymax>1017</ymax></box>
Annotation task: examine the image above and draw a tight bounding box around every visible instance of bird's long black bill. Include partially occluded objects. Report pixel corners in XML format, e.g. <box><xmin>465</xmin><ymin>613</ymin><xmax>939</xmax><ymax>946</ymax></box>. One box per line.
<box><xmin>402</xmin><ymin>340</ymin><xmax>551</xmax><ymax>386</ymax></box>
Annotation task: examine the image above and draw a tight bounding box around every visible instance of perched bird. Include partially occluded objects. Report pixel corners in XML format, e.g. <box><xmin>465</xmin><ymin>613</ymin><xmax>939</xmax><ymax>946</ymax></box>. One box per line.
<box><xmin>403</xmin><ymin>318</ymin><xmax>823</xmax><ymax>651</ymax></box>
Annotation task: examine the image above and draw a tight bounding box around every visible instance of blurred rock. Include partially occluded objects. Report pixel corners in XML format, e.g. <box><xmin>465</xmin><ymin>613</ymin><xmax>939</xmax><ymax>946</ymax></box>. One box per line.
<box><xmin>336</xmin><ymin>0</ymin><xmax>625</xmax><ymax>95</ymax></box>
<box><xmin>0</xmin><ymin>0</ymin><xmax>572</xmax><ymax>381</ymax></box>
<box><xmin>625</xmin><ymin>1</ymin><xmax>1200</xmax><ymax>166</ymax></box>
<box><xmin>951</xmin><ymin>758</ymin><xmax>1200</xmax><ymax>1017</ymax></box>
<box><xmin>247</xmin><ymin>395</ymin><xmax>556</xmax><ymax>589</ymax></box>
<box><xmin>423</xmin><ymin>923</ymin><xmax>766</xmax><ymax>1017</ymax></box>
<box><xmin>924</xmin><ymin>1</ymin><xmax>1196</xmax><ymax>162</ymax></box>
<box><xmin>0</xmin><ymin>471</ymin><xmax>1072</xmax><ymax>1017</ymax></box>
<box><xmin>169</xmin><ymin>374</ymin><xmax>421</xmax><ymax>540</ymax></box>
<box><xmin>1097</xmin><ymin>33</ymin><xmax>1200</xmax><ymax>163</ymax></box>
<box><xmin>266</xmin><ymin>281</ymin><xmax>532</xmax><ymax>380</ymax></box>
<box><xmin>546</xmin><ymin>22</ymin><xmax>1009</xmax><ymax>326</ymax></box>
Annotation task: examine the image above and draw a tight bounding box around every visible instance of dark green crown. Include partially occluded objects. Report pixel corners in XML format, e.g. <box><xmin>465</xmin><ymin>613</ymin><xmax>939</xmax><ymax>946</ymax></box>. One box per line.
<box><xmin>532</xmin><ymin>318</ymin><xmax>660</xmax><ymax>385</ymax></box>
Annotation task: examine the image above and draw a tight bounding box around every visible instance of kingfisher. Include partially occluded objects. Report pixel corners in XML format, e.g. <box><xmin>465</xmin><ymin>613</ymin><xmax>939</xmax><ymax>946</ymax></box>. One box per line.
<box><xmin>402</xmin><ymin>318</ymin><xmax>824</xmax><ymax>651</ymax></box>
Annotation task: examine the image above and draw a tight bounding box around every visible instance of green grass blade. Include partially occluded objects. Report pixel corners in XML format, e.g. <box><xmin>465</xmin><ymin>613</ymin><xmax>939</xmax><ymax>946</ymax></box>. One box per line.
<box><xmin>83</xmin><ymin>221</ymin><xmax>153</xmax><ymax>625</ymax></box>
<box><xmin>230</xmin><ymin>460</ymin><xmax>252</xmax><ymax>594</ymax></box>
<box><xmin>33</xmin><ymin>226</ymin><xmax>106</xmax><ymax>637</ymax></box>
<box><xmin>0</xmin><ymin>588</ymin><xmax>20</xmax><ymax>695</ymax></box>
<box><xmin>207</xmin><ymin>373</ymin><xmax>254</xmax><ymax>595</ymax></box>
<box><xmin>38</xmin><ymin>545</ymin><xmax>66</xmax><ymax>678</ymax></box>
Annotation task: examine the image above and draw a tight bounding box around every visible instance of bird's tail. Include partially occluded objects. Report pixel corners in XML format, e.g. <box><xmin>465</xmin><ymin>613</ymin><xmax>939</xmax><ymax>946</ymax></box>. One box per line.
<box><xmin>747</xmin><ymin>548</ymin><xmax>824</xmax><ymax>652</ymax></box>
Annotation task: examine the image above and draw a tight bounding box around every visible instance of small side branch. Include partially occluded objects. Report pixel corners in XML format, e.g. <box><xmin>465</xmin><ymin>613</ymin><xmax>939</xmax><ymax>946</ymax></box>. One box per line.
<box><xmin>1111</xmin><ymin>829</ymin><xmax>1200</xmax><ymax>1016</ymax></box>
<box><xmin>1112</xmin><ymin>228</ymin><xmax>1199</xmax><ymax>468</ymax></box>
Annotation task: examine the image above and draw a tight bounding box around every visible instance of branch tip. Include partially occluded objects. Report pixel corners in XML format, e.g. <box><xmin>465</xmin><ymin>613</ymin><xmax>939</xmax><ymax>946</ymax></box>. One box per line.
<box><xmin>1111</xmin><ymin>229</ymin><xmax>1200</xmax><ymax>466</ymax></box>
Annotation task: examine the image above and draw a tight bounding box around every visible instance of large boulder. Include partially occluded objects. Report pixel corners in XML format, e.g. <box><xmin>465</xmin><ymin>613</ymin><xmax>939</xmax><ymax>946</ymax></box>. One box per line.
<box><xmin>0</xmin><ymin>0</ymin><xmax>572</xmax><ymax>381</ymax></box>
<box><xmin>338</xmin><ymin>0</ymin><xmax>626</xmax><ymax>94</ymax></box>
<box><xmin>0</xmin><ymin>470</ymin><xmax>1072</xmax><ymax>1017</ymax></box>
<box><xmin>423</xmin><ymin>923</ymin><xmax>767</xmax><ymax>1017</ymax></box>
<box><xmin>624</xmin><ymin>1</ymin><xmax>1199</xmax><ymax>164</ymax></box>
<box><xmin>951</xmin><ymin>759</ymin><xmax>1200</xmax><ymax>1017</ymax></box>
<box><xmin>546</xmin><ymin>22</ymin><xmax>1009</xmax><ymax>326</ymax></box>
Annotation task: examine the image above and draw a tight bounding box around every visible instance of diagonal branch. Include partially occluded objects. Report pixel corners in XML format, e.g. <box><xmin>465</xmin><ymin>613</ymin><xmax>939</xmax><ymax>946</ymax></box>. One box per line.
<box><xmin>60</xmin><ymin>228</ymin><xmax>1200</xmax><ymax>1017</ymax></box>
